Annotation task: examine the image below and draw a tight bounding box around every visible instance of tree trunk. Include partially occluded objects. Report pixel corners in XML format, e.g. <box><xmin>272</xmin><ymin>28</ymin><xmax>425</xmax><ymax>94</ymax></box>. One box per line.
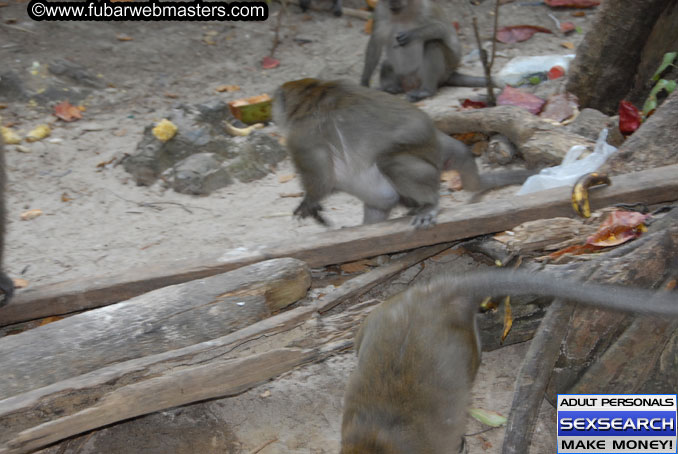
<box><xmin>566</xmin><ymin>0</ymin><xmax>674</xmax><ymax>114</ymax></box>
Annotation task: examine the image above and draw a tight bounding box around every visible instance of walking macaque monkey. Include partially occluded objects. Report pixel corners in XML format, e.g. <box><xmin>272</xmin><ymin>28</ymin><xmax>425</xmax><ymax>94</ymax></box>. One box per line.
<box><xmin>341</xmin><ymin>270</ymin><xmax>678</xmax><ymax>454</ymax></box>
<box><xmin>361</xmin><ymin>0</ymin><xmax>488</xmax><ymax>101</ymax></box>
<box><xmin>273</xmin><ymin>78</ymin><xmax>531</xmax><ymax>228</ymax></box>
<box><xmin>0</xmin><ymin>140</ymin><xmax>13</xmax><ymax>308</ymax></box>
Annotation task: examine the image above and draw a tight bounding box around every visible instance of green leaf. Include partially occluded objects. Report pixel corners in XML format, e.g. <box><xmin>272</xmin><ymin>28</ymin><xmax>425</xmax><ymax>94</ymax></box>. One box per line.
<box><xmin>528</xmin><ymin>75</ymin><xmax>542</xmax><ymax>85</ymax></box>
<box><xmin>643</xmin><ymin>79</ymin><xmax>677</xmax><ymax>115</ymax></box>
<box><xmin>469</xmin><ymin>408</ymin><xmax>508</xmax><ymax>427</ymax></box>
<box><xmin>651</xmin><ymin>52</ymin><xmax>677</xmax><ymax>82</ymax></box>
<box><xmin>575</xmin><ymin>26</ymin><xmax>583</xmax><ymax>34</ymax></box>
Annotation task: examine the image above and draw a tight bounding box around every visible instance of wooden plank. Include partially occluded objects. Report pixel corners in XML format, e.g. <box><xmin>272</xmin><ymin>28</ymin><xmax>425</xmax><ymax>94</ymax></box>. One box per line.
<box><xmin>0</xmin><ymin>245</ymin><xmax>446</xmax><ymax>453</ymax></box>
<box><xmin>0</xmin><ymin>300</ymin><xmax>379</xmax><ymax>454</ymax></box>
<box><xmin>2</xmin><ymin>164</ymin><xmax>677</xmax><ymax>326</ymax></box>
<box><xmin>0</xmin><ymin>258</ymin><xmax>311</xmax><ymax>399</ymax></box>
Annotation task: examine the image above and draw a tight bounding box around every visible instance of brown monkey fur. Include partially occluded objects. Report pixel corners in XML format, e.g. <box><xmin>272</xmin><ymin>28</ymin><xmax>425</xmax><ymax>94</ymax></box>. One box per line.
<box><xmin>273</xmin><ymin>78</ymin><xmax>531</xmax><ymax>228</ymax></box>
<box><xmin>341</xmin><ymin>270</ymin><xmax>678</xmax><ymax>453</ymax></box>
<box><xmin>361</xmin><ymin>0</ymin><xmax>488</xmax><ymax>101</ymax></box>
<box><xmin>0</xmin><ymin>140</ymin><xmax>13</xmax><ymax>307</ymax></box>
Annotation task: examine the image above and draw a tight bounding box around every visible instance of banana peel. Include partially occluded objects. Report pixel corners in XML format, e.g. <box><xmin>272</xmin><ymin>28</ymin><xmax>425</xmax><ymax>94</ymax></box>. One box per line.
<box><xmin>224</xmin><ymin>122</ymin><xmax>264</xmax><ymax>137</ymax></box>
<box><xmin>571</xmin><ymin>172</ymin><xmax>611</xmax><ymax>218</ymax></box>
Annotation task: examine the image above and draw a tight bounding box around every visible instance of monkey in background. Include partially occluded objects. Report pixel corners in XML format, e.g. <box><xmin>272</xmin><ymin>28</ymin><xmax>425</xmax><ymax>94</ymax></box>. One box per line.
<box><xmin>273</xmin><ymin>78</ymin><xmax>531</xmax><ymax>228</ymax></box>
<box><xmin>299</xmin><ymin>0</ymin><xmax>342</xmax><ymax>17</ymax></box>
<box><xmin>0</xmin><ymin>140</ymin><xmax>14</xmax><ymax>308</ymax></box>
<box><xmin>361</xmin><ymin>0</ymin><xmax>489</xmax><ymax>101</ymax></box>
<box><xmin>340</xmin><ymin>270</ymin><xmax>678</xmax><ymax>453</ymax></box>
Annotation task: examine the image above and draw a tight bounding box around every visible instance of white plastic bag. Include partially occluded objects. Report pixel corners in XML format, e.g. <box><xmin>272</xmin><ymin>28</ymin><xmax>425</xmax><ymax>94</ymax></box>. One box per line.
<box><xmin>496</xmin><ymin>55</ymin><xmax>575</xmax><ymax>86</ymax></box>
<box><xmin>516</xmin><ymin>129</ymin><xmax>617</xmax><ymax>195</ymax></box>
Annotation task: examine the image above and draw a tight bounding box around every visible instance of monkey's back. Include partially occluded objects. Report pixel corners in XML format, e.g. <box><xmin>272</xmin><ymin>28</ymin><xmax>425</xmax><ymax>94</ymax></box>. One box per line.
<box><xmin>341</xmin><ymin>285</ymin><xmax>478</xmax><ymax>453</ymax></box>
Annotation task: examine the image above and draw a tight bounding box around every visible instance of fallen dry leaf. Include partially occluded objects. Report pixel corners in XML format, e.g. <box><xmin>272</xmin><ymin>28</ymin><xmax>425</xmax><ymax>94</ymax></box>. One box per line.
<box><xmin>96</xmin><ymin>157</ymin><xmax>116</xmax><ymax>168</ymax></box>
<box><xmin>260</xmin><ymin>390</ymin><xmax>272</xmax><ymax>398</ymax></box>
<box><xmin>365</xmin><ymin>17</ymin><xmax>373</xmax><ymax>34</ymax></box>
<box><xmin>496</xmin><ymin>25</ymin><xmax>552</xmax><ymax>44</ymax></box>
<box><xmin>548</xmin><ymin>243</ymin><xmax>601</xmax><ymax>259</ymax></box>
<box><xmin>61</xmin><ymin>192</ymin><xmax>73</xmax><ymax>202</ymax></box>
<box><xmin>262</xmin><ymin>56</ymin><xmax>280</xmax><ymax>70</ymax></box>
<box><xmin>279</xmin><ymin>192</ymin><xmax>304</xmax><ymax>198</ymax></box>
<box><xmin>571</xmin><ymin>11</ymin><xmax>586</xmax><ymax>16</ymax></box>
<box><xmin>340</xmin><ymin>259</ymin><xmax>372</xmax><ymax>274</ymax></box>
<box><xmin>216</xmin><ymin>84</ymin><xmax>241</xmax><ymax>93</ymax></box>
<box><xmin>452</xmin><ymin>132</ymin><xmax>486</xmax><ymax>144</ymax></box>
<box><xmin>38</xmin><ymin>315</ymin><xmax>64</xmax><ymax>326</ymax></box>
<box><xmin>561</xmin><ymin>41</ymin><xmax>575</xmax><ymax>49</ymax></box>
<box><xmin>115</xmin><ymin>33</ymin><xmax>133</xmax><ymax>41</ymax></box>
<box><xmin>54</xmin><ymin>101</ymin><xmax>83</xmax><ymax>122</ymax></box>
<box><xmin>545</xmin><ymin>0</ymin><xmax>599</xmax><ymax>7</ymax></box>
<box><xmin>586</xmin><ymin>211</ymin><xmax>649</xmax><ymax>247</ymax></box>
<box><xmin>619</xmin><ymin>100</ymin><xmax>641</xmax><ymax>135</ymax></box>
<box><xmin>497</xmin><ymin>86</ymin><xmax>545</xmax><ymax>114</ymax></box>
<box><xmin>560</xmin><ymin>21</ymin><xmax>575</xmax><ymax>33</ymax></box>
<box><xmin>461</xmin><ymin>99</ymin><xmax>487</xmax><ymax>109</ymax></box>
<box><xmin>278</xmin><ymin>174</ymin><xmax>295</xmax><ymax>183</ymax></box>
<box><xmin>539</xmin><ymin>92</ymin><xmax>579</xmax><ymax>122</ymax></box>
<box><xmin>13</xmin><ymin>277</ymin><xmax>28</xmax><ymax>289</ymax></box>
<box><xmin>164</xmin><ymin>93</ymin><xmax>179</xmax><ymax>99</ymax></box>
<box><xmin>501</xmin><ymin>296</ymin><xmax>512</xmax><ymax>342</ymax></box>
<box><xmin>21</xmin><ymin>209</ymin><xmax>43</xmax><ymax>221</ymax></box>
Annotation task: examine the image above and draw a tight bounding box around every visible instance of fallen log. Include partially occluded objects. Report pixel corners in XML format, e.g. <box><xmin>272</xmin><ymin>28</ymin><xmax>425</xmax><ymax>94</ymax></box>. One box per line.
<box><xmin>426</xmin><ymin>103</ymin><xmax>594</xmax><ymax>166</ymax></box>
<box><xmin>0</xmin><ymin>244</ymin><xmax>447</xmax><ymax>453</ymax></box>
<box><xmin>2</xmin><ymin>164</ymin><xmax>677</xmax><ymax>327</ymax></box>
<box><xmin>0</xmin><ymin>258</ymin><xmax>311</xmax><ymax>399</ymax></box>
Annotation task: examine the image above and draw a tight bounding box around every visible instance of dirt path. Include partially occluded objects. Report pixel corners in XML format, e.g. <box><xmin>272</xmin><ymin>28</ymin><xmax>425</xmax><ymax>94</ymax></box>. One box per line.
<box><xmin>1</xmin><ymin>1</ymin><xmax>592</xmax><ymax>451</ymax></box>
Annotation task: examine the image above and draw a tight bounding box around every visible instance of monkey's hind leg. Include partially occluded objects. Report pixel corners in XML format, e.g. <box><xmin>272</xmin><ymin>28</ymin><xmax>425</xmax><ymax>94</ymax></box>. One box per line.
<box><xmin>379</xmin><ymin>61</ymin><xmax>403</xmax><ymax>94</ymax></box>
<box><xmin>406</xmin><ymin>42</ymin><xmax>446</xmax><ymax>102</ymax></box>
<box><xmin>377</xmin><ymin>152</ymin><xmax>440</xmax><ymax>228</ymax></box>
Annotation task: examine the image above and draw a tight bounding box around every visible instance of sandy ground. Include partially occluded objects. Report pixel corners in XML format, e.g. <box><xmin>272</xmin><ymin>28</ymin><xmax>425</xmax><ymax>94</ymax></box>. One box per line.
<box><xmin>1</xmin><ymin>0</ymin><xmax>592</xmax><ymax>452</ymax></box>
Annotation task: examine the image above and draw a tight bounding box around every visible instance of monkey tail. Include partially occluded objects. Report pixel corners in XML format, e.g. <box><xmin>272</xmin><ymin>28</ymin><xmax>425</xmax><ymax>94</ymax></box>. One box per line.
<box><xmin>446</xmin><ymin>72</ymin><xmax>495</xmax><ymax>88</ymax></box>
<box><xmin>433</xmin><ymin>270</ymin><xmax>678</xmax><ymax>317</ymax></box>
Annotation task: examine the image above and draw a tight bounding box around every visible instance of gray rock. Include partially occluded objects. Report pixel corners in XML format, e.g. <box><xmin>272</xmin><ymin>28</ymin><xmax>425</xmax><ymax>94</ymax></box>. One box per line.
<box><xmin>49</xmin><ymin>59</ymin><xmax>105</xmax><ymax>88</ymax></box>
<box><xmin>484</xmin><ymin>134</ymin><xmax>518</xmax><ymax>165</ymax></box>
<box><xmin>565</xmin><ymin>108</ymin><xmax>615</xmax><ymax>141</ymax></box>
<box><xmin>0</xmin><ymin>71</ymin><xmax>29</xmax><ymax>102</ymax></box>
<box><xmin>124</xmin><ymin>102</ymin><xmax>286</xmax><ymax>194</ymax></box>
<box><xmin>166</xmin><ymin>153</ymin><xmax>233</xmax><ymax>195</ymax></box>
<box><xmin>227</xmin><ymin>133</ymin><xmax>287</xmax><ymax>183</ymax></box>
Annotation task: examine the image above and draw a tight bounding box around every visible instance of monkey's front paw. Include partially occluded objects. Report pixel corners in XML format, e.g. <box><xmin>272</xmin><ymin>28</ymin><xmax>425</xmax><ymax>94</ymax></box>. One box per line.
<box><xmin>294</xmin><ymin>200</ymin><xmax>329</xmax><ymax>226</ymax></box>
<box><xmin>410</xmin><ymin>208</ymin><xmax>438</xmax><ymax>229</ymax></box>
<box><xmin>395</xmin><ymin>31</ymin><xmax>412</xmax><ymax>46</ymax></box>
<box><xmin>406</xmin><ymin>89</ymin><xmax>433</xmax><ymax>102</ymax></box>
<box><xmin>0</xmin><ymin>272</ymin><xmax>14</xmax><ymax>308</ymax></box>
